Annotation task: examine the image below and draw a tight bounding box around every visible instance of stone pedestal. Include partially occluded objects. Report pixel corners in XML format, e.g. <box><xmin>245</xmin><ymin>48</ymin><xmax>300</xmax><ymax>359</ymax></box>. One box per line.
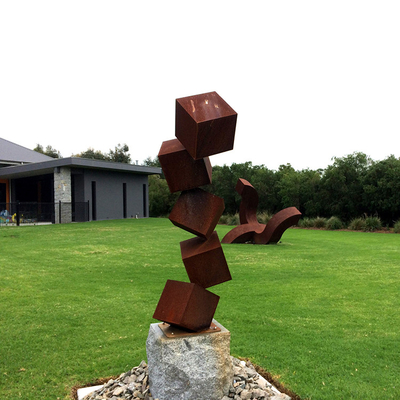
<box><xmin>146</xmin><ymin>320</ymin><xmax>233</xmax><ymax>400</ymax></box>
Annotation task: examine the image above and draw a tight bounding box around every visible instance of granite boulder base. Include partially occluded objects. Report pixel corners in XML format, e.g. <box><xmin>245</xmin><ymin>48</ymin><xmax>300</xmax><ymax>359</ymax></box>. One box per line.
<box><xmin>146</xmin><ymin>320</ymin><xmax>233</xmax><ymax>400</ymax></box>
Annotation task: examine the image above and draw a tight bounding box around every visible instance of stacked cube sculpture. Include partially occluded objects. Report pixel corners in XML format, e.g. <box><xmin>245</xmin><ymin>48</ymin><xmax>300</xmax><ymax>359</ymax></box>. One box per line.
<box><xmin>222</xmin><ymin>178</ymin><xmax>302</xmax><ymax>245</ymax></box>
<box><xmin>153</xmin><ymin>92</ymin><xmax>237</xmax><ymax>332</ymax></box>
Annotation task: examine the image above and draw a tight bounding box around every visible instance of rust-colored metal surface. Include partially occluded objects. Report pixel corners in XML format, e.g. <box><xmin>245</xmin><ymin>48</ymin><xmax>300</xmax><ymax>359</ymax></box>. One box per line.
<box><xmin>222</xmin><ymin>178</ymin><xmax>302</xmax><ymax>245</ymax></box>
<box><xmin>254</xmin><ymin>207</ymin><xmax>302</xmax><ymax>244</ymax></box>
<box><xmin>153</xmin><ymin>92</ymin><xmax>236</xmax><ymax>332</ymax></box>
<box><xmin>175</xmin><ymin>92</ymin><xmax>237</xmax><ymax>160</ymax></box>
<box><xmin>180</xmin><ymin>231</ymin><xmax>231</xmax><ymax>288</ymax></box>
<box><xmin>221</xmin><ymin>223</ymin><xmax>264</xmax><ymax>244</ymax></box>
<box><xmin>153</xmin><ymin>280</ymin><xmax>220</xmax><ymax>332</ymax></box>
<box><xmin>158</xmin><ymin>139</ymin><xmax>212</xmax><ymax>193</ymax></box>
<box><xmin>158</xmin><ymin>321</ymin><xmax>221</xmax><ymax>338</ymax></box>
<box><xmin>236</xmin><ymin>178</ymin><xmax>259</xmax><ymax>225</ymax></box>
<box><xmin>169</xmin><ymin>189</ymin><xmax>225</xmax><ymax>239</ymax></box>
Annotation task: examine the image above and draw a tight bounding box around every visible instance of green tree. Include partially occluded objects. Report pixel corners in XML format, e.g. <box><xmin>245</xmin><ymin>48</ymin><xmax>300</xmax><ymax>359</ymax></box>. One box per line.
<box><xmin>33</xmin><ymin>144</ymin><xmax>44</xmax><ymax>153</ymax></box>
<box><xmin>250</xmin><ymin>165</ymin><xmax>280</xmax><ymax>214</ymax></box>
<box><xmin>148</xmin><ymin>175</ymin><xmax>178</xmax><ymax>216</ymax></box>
<box><xmin>320</xmin><ymin>152</ymin><xmax>372</xmax><ymax>221</ymax></box>
<box><xmin>74</xmin><ymin>144</ymin><xmax>131</xmax><ymax>163</ymax></box>
<box><xmin>73</xmin><ymin>148</ymin><xmax>108</xmax><ymax>160</ymax></box>
<box><xmin>33</xmin><ymin>144</ymin><xmax>62</xmax><ymax>158</ymax></box>
<box><xmin>276</xmin><ymin>163</ymin><xmax>297</xmax><ymax>209</ymax></box>
<box><xmin>108</xmin><ymin>143</ymin><xmax>131</xmax><ymax>163</ymax></box>
<box><xmin>300</xmin><ymin>169</ymin><xmax>323</xmax><ymax>217</ymax></box>
<box><xmin>363</xmin><ymin>155</ymin><xmax>400</xmax><ymax>224</ymax></box>
<box><xmin>143</xmin><ymin>156</ymin><xmax>163</xmax><ymax>178</ymax></box>
<box><xmin>208</xmin><ymin>164</ymin><xmax>237</xmax><ymax>214</ymax></box>
<box><xmin>143</xmin><ymin>156</ymin><xmax>161</xmax><ymax>168</ymax></box>
<box><xmin>277</xmin><ymin>166</ymin><xmax>322</xmax><ymax>217</ymax></box>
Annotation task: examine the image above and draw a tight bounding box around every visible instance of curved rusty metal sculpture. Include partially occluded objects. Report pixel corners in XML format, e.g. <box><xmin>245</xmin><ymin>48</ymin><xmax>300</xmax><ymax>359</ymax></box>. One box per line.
<box><xmin>237</xmin><ymin>178</ymin><xmax>259</xmax><ymax>225</ymax></box>
<box><xmin>221</xmin><ymin>179</ymin><xmax>302</xmax><ymax>245</ymax></box>
<box><xmin>254</xmin><ymin>207</ymin><xmax>302</xmax><ymax>244</ymax></box>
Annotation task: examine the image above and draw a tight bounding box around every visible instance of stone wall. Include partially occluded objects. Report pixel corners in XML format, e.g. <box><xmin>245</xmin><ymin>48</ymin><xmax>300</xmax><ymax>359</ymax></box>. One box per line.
<box><xmin>54</xmin><ymin>167</ymin><xmax>72</xmax><ymax>223</ymax></box>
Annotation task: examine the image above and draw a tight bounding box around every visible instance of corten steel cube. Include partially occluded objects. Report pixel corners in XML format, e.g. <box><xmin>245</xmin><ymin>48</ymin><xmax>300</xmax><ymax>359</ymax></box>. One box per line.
<box><xmin>153</xmin><ymin>280</ymin><xmax>220</xmax><ymax>332</ymax></box>
<box><xmin>180</xmin><ymin>231</ymin><xmax>231</xmax><ymax>288</ymax></box>
<box><xmin>158</xmin><ymin>138</ymin><xmax>212</xmax><ymax>193</ymax></box>
<box><xmin>169</xmin><ymin>188</ymin><xmax>225</xmax><ymax>239</ymax></box>
<box><xmin>175</xmin><ymin>92</ymin><xmax>238</xmax><ymax>160</ymax></box>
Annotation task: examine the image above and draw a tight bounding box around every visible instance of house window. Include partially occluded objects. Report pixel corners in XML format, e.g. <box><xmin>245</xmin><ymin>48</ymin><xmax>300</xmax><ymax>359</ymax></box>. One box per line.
<box><xmin>123</xmin><ymin>183</ymin><xmax>127</xmax><ymax>219</ymax></box>
<box><xmin>0</xmin><ymin>182</ymin><xmax>6</xmax><ymax>204</ymax></box>
<box><xmin>143</xmin><ymin>184</ymin><xmax>147</xmax><ymax>218</ymax></box>
<box><xmin>91</xmin><ymin>181</ymin><xmax>97</xmax><ymax>221</ymax></box>
<box><xmin>0</xmin><ymin>179</ymin><xmax>9</xmax><ymax>206</ymax></box>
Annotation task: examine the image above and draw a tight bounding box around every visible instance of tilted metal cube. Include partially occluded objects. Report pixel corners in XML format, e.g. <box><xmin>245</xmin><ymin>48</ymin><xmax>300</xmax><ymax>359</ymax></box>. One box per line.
<box><xmin>180</xmin><ymin>231</ymin><xmax>231</xmax><ymax>288</ymax></box>
<box><xmin>158</xmin><ymin>138</ymin><xmax>212</xmax><ymax>193</ymax></box>
<box><xmin>153</xmin><ymin>280</ymin><xmax>220</xmax><ymax>332</ymax></box>
<box><xmin>169</xmin><ymin>188</ymin><xmax>224</xmax><ymax>239</ymax></box>
<box><xmin>175</xmin><ymin>92</ymin><xmax>237</xmax><ymax>160</ymax></box>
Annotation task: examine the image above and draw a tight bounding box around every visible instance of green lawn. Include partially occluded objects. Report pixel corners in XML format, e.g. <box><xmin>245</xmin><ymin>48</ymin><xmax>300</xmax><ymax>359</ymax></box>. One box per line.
<box><xmin>0</xmin><ymin>219</ymin><xmax>399</xmax><ymax>399</ymax></box>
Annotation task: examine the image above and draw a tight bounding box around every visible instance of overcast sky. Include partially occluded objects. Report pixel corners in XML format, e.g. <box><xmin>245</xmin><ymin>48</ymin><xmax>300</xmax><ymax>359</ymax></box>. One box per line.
<box><xmin>1</xmin><ymin>1</ymin><xmax>399</xmax><ymax>171</ymax></box>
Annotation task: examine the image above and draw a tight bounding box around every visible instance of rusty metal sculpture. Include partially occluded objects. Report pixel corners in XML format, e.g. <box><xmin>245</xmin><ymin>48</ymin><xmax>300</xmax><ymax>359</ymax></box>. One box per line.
<box><xmin>169</xmin><ymin>188</ymin><xmax>225</xmax><ymax>239</ymax></box>
<box><xmin>221</xmin><ymin>178</ymin><xmax>302</xmax><ymax>245</ymax></box>
<box><xmin>153</xmin><ymin>92</ymin><xmax>237</xmax><ymax>332</ymax></box>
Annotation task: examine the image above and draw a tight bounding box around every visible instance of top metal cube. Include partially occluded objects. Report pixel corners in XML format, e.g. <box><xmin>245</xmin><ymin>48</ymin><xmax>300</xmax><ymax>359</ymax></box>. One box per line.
<box><xmin>175</xmin><ymin>91</ymin><xmax>237</xmax><ymax>160</ymax></box>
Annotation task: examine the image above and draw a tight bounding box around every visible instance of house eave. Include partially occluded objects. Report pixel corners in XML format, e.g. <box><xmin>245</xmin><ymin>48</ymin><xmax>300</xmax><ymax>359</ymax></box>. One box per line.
<box><xmin>0</xmin><ymin>157</ymin><xmax>162</xmax><ymax>179</ymax></box>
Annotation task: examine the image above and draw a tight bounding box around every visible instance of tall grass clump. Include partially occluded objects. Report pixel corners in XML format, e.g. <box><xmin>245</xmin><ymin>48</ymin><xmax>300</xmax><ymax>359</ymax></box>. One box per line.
<box><xmin>218</xmin><ymin>214</ymin><xmax>230</xmax><ymax>225</ymax></box>
<box><xmin>257</xmin><ymin>212</ymin><xmax>272</xmax><ymax>225</ymax></box>
<box><xmin>394</xmin><ymin>220</ymin><xmax>400</xmax><ymax>233</ymax></box>
<box><xmin>298</xmin><ymin>217</ymin><xmax>326</xmax><ymax>229</ymax></box>
<box><xmin>348</xmin><ymin>217</ymin><xmax>366</xmax><ymax>231</ymax></box>
<box><xmin>326</xmin><ymin>216</ymin><xmax>343</xmax><ymax>230</ymax></box>
<box><xmin>219</xmin><ymin>212</ymin><xmax>273</xmax><ymax>226</ymax></box>
<box><xmin>314</xmin><ymin>216</ymin><xmax>327</xmax><ymax>228</ymax></box>
<box><xmin>298</xmin><ymin>217</ymin><xmax>315</xmax><ymax>228</ymax></box>
<box><xmin>364</xmin><ymin>216</ymin><xmax>382</xmax><ymax>232</ymax></box>
<box><xmin>218</xmin><ymin>213</ymin><xmax>240</xmax><ymax>225</ymax></box>
<box><xmin>227</xmin><ymin>213</ymin><xmax>240</xmax><ymax>226</ymax></box>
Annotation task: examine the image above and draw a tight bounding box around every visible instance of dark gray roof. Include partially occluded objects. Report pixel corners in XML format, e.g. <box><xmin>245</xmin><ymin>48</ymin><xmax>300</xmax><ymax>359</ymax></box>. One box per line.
<box><xmin>0</xmin><ymin>157</ymin><xmax>162</xmax><ymax>179</ymax></box>
<box><xmin>0</xmin><ymin>138</ymin><xmax>53</xmax><ymax>166</ymax></box>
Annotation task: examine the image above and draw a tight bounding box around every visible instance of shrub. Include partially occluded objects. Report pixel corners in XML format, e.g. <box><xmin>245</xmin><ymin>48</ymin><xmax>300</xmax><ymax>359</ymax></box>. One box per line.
<box><xmin>364</xmin><ymin>216</ymin><xmax>382</xmax><ymax>232</ymax></box>
<box><xmin>298</xmin><ymin>217</ymin><xmax>315</xmax><ymax>228</ymax></box>
<box><xmin>348</xmin><ymin>217</ymin><xmax>366</xmax><ymax>231</ymax></box>
<box><xmin>220</xmin><ymin>212</ymin><xmax>271</xmax><ymax>226</ymax></box>
<box><xmin>218</xmin><ymin>214</ymin><xmax>230</xmax><ymax>225</ymax></box>
<box><xmin>314</xmin><ymin>217</ymin><xmax>327</xmax><ymax>229</ymax></box>
<box><xmin>257</xmin><ymin>212</ymin><xmax>272</xmax><ymax>225</ymax></box>
<box><xmin>394</xmin><ymin>220</ymin><xmax>400</xmax><ymax>233</ymax></box>
<box><xmin>326</xmin><ymin>216</ymin><xmax>343</xmax><ymax>230</ymax></box>
<box><xmin>227</xmin><ymin>213</ymin><xmax>240</xmax><ymax>226</ymax></box>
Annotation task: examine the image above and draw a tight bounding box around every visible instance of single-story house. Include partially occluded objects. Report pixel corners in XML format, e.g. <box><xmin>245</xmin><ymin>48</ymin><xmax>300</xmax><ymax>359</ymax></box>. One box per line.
<box><xmin>0</xmin><ymin>138</ymin><xmax>161</xmax><ymax>223</ymax></box>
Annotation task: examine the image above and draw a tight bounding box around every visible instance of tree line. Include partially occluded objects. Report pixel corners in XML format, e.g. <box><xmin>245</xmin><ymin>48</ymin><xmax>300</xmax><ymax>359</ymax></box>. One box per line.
<box><xmin>145</xmin><ymin>152</ymin><xmax>400</xmax><ymax>227</ymax></box>
<box><xmin>34</xmin><ymin>143</ymin><xmax>132</xmax><ymax>164</ymax></box>
<box><xmin>33</xmin><ymin>144</ymin><xmax>400</xmax><ymax>226</ymax></box>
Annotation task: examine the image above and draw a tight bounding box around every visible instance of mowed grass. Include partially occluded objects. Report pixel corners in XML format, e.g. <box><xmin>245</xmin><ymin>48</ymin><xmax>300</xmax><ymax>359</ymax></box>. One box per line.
<box><xmin>0</xmin><ymin>219</ymin><xmax>399</xmax><ymax>399</ymax></box>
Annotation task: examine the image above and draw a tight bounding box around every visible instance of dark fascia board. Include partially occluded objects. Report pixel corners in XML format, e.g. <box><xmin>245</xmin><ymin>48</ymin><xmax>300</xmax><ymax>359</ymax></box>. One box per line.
<box><xmin>0</xmin><ymin>157</ymin><xmax>162</xmax><ymax>179</ymax></box>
